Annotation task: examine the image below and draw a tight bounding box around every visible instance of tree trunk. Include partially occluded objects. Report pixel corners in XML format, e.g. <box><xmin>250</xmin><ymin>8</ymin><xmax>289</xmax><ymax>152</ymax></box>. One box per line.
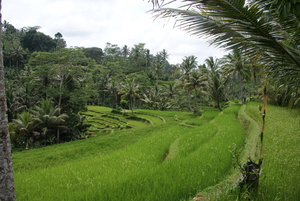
<box><xmin>56</xmin><ymin>77</ymin><xmax>64</xmax><ymax>144</ymax></box>
<box><xmin>0</xmin><ymin>2</ymin><xmax>17</xmax><ymax>199</ymax></box>
<box><xmin>187</xmin><ymin>91</ymin><xmax>193</xmax><ymax>111</ymax></box>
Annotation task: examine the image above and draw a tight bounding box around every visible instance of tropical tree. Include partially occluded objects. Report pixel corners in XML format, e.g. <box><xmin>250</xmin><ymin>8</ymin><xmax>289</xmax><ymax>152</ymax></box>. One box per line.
<box><xmin>106</xmin><ymin>79</ymin><xmax>120</xmax><ymax>109</ymax></box>
<box><xmin>0</xmin><ymin>1</ymin><xmax>17</xmax><ymax>198</ymax></box>
<box><xmin>205</xmin><ymin>57</ymin><xmax>226</xmax><ymax>111</ymax></box>
<box><xmin>54</xmin><ymin>32</ymin><xmax>66</xmax><ymax>50</ymax></box>
<box><xmin>121</xmin><ymin>45</ymin><xmax>130</xmax><ymax>58</ymax></box>
<box><xmin>5</xmin><ymin>79</ymin><xmax>27</xmax><ymax>122</ymax></box>
<box><xmin>83</xmin><ymin>47</ymin><xmax>104</xmax><ymax>64</ymax></box>
<box><xmin>31</xmin><ymin>99</ymin><xmax>67</xmax><ymax>144</ymax></box>
<box><xmin>29</xmin><ymin>51</ymin><xmax>57</xmax><ymax>99</ymax></box>
<box><xmin>2</xmin><ymin>22</ymin><xmax>28</xmax><ymax>71</ymax></box>
<box><xmin>74</xmin><ymin>113</ymin><xmax>91</xmax><ymax>139</ymax></box>
<box><xmin>141</xmin><ymin>85</ymin><xmax>174</xmax><ymax>111</ymax></box>
<box><xmin>153</xmin><ymin>53</ymin><xmax>164</xmax><ymax>84</ymax></box>
<box><xmin>20</xmin><ymin>26</ymin><xmax>56</xmax><ymax>52</ymax></box>
<box><xmin>12</xmin><ymin>111</ymin><xmax>37</xmax><ymax>149</ymax></box>
<box><xmin>165</xmin><ymin>82</ymin><xmax>178</xmax><ymax>99</ymax></box>
<box><xmin>119</xmin><ymin>78</ymin><xmax>140</xmax><ymax>112</ymax></box>
<box><xmin>221</xmin><ymin>49</ymin><xmax>251</xmax><ymax>99</ymax></box>
<box><xmin>180</xmin><ymin>55</ymin><xmax>197</xmax><ymax>77</ymax></box>
<box><xmin>103</xmin><ymin>42</ymin><xmax>121</xmax><ymax>63</ymax></box>
<box><xmin>184</xmin><ymin>69</ymin><xmax>207</xmax><ymax>113</ymax></box>
<box><xmin>141</xmin><ymin>86</ymin><xmax>161</xmax><ymax>110</ymax></box>
<box><xmin>130</xmin><ymin>43</ymin><xmax>147</xmax><ymax>72</ymax></box>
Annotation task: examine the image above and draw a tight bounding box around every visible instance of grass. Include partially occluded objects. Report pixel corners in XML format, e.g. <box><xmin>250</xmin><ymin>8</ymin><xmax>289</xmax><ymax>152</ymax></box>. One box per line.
<box><xmin>12</xmin><ymin>104</ymin><xmax>247</xmax><ymax>201</ymax></box>
<box><xmin>252</xmin><ymin>103</ymin><xmax>300</xmax><ymax>201</ymax></box>
<box><xmin>215</xmin><ymin>102</ymin><xmax>300</xmax><ymax>201</ymax></box>
<box><xmin>14</xmin><ymin>102</ymin><xmax>300</xmax><ymax>201</ymax></box>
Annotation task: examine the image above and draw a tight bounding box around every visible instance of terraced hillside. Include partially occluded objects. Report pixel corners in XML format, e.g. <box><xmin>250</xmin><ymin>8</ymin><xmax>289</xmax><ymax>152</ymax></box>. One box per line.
<box><xmin>81</xmin><ymin>106</ymin><xmax>166</xmax><ymax>135</ymax></box>
<box><xmin>13</xmin><ymin>104</ymin><xmax>248</xmax><ymax>201</ymax></box>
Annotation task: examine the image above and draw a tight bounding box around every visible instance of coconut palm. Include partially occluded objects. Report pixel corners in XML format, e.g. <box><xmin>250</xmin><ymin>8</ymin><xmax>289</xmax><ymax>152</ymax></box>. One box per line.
<box><xmin>142</xmin><ymin>85</ymin><xmax>160</xmax><ymax>110</ymax></box>
<box><xmin>5</xmin><ymin>80</ymin><xmax>27</xmax><ymax>121</ymax></box>
<box><xmin>165</xmin><ymin>82</ymin><xmax>178</xmax><ymax>99</ymax></box>
<box><xmin>221</xmin><ymin>49</ymin><xmax>252</xmax><ymax>99</ymax></box>
<box><xmin>106</xmin><ymin>79</ymin><xmax>120</xmax><ymax>109</ymax></box>
<box><xmin>121</xmin><ymin>45</ymin><xmax>130</xmax><ymax>58</ymax></box>
<box><xmin>205</xmin><ymin>57</ymin><xmax>226</xmax><ymax>111</ymax></box>
<box><xmin>12</xmin><ymin>111</ymin><xmax>37</xmax><ymax>149</ymax></box>
<box><xmin>180</xmin><ymin>55</ymin><xmax>198</xmax><ymax>77</ymax></box>
<box><xmin>153</xmin><ymin>53</ymin><xmax>164</xmax><ymax>85</ymax></box>
<box><xmin>119</xmin><ymin>78</ymin><xmax>140</xmax><ymax>112</ymax></box>
<box><xmin>184</xmin><ymin>69</ymin><xmax>208</xmax><ymax>113</ymax></box>
<box><xmin>31</xmin><ymin>99</ymin><xmax>67</xmax><ymax>144</ymax></box>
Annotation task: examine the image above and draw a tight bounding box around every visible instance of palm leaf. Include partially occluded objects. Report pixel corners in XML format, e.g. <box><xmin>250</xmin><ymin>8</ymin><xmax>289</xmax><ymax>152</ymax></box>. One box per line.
<box><xmin>151</xmin><ymin>0</ymin><xmax>300</xmax><ymax>68</ymax></box>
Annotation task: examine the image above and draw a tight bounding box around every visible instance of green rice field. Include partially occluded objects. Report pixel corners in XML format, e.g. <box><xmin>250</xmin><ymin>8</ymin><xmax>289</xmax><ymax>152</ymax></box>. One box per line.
<box><xmin>12</xmin><ymin>102</ymin><xmax>300</xmax><ymax>200</ymax></box>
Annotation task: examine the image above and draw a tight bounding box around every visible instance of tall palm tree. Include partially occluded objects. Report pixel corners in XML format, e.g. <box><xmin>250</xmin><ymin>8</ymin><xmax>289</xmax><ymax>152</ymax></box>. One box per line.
<box><xmin>153</xmin><ymin>53</ymin><xmax>164</xmax><ymax>85</ymax></box>
<box><xmin>185</xmin><ymin>69</ymin><xmax>208</xmax><ymax>112</ymax></box>
<box><xmin>119</xmin><ymin>78</ymin><xmax>140</xmax><ymax>113</ymax></box>
<box><xmin>221</xmin><ymin>49</ymin><xmax>251</xmax><ymax>99</ymax></box>
<box><xmin>5</xmin><ymin>79</ymin><xmax>26</xmax><ymax>122</ymax></box>
<box><xmin>121</xmin><ymin>45</ymin><xmax>130</xmax><ymax>58</ymax></box>
<box><xmin>0</xmin><ymin>1</ymin><xmax>17</xmax><ymax>198</ymax></box>
<box><xmin>179</xmin><ymin>56</ymin><xmax>199</xmax><ymax>110</ymax></box>
<box><xmin>205</xmin><ymin>57</ymin><xmax>226</xmax><ymax>111</ymax></box>
<box><xmin>106</xmin><ymin>79</ymin><xmax>120</xmax><ymax>109</ymax></box>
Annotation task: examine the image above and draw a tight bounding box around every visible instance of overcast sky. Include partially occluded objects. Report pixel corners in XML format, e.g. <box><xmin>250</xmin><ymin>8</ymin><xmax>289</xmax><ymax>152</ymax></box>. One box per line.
<box><xmin>3</xmin><ymin>0</ymin><xmax>227</xmax><ymax>64</ymax></box>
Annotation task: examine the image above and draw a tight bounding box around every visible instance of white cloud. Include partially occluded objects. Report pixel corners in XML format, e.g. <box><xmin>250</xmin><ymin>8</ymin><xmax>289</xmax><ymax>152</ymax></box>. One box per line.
<box><xmin>2</xmin><ymin>0</ymin><xmax>227</xmax><ymax>64</ymax></box>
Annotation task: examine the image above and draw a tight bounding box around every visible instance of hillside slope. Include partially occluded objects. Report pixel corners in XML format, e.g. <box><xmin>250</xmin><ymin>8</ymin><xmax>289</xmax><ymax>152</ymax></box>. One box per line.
<box><xmin>13</xmin><ymin>105</ymin><xmax>246</xmax><ymax>201</ymax></box>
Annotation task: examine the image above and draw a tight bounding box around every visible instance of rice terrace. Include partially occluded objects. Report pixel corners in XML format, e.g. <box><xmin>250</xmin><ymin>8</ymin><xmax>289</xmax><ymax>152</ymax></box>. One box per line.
<box><xmin>1</xmin><ymin>0</ymin><xmax>300</xmax><ymax>201</ymax></box>
<box><xmin>12</xmin><ymin>102</ymin><xmax>300</xmax><ymax>200</ymax></box>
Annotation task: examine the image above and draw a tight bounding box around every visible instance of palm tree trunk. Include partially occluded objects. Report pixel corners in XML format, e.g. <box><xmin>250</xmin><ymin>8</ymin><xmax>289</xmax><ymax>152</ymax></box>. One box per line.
<box><xmin>188</xmin><ymin>91</ymin><xmax>192</xmax><ymax>111</ymax></box>
<box><xmin>238</xmin><ymin>72</ymin><xmax>243</xmax><ymax>100</ymax></box>
<box><xmin>57</xmin><ymin>78</ymin><xmax>63</xmax><ymax>144</ymax></box>
<box><xmin>58</xmin><ymin>74</ymin><xmax>65</xmax><ymax>111</ymax></box>
<box><xmin>56</xmin><ymin>128</ymin><xmax>60</xmax><ymax>144</ymax></box>
<box><xmin>130</xmin><ymin>97</ymin><xmax>133</xmax><ymax>112</ymax></box>
<box><xmin>0</xmin><ymin>2</ymin><xmax>17</xmax><ymax>199</ymax></box>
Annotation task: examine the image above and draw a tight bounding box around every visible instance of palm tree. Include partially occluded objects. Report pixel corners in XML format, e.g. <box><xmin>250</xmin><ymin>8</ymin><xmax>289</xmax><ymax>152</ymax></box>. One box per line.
<box><xmin>149</xmin><ymin>0</ymin><xmax>300</xmax><ymax>191</ymax></box>
<box><xmin>180</xmin><ymin>55</ymin><xmax>197</xmax><ymax>78</ymax></box>
<box><xmin>106</xmin><ymin>79</ymin><xmax>120</xmax><ymax>109</ymax></box>
<box><xmin>165</xmin><ymin>82</ymin><xmax>178</xmax><ymax>99</ymax></box>
<box><xmin>119</xmin><ymin>78</ymin><xmax>140</xmax><ymax>112</ymax></box>
<box><xmin>221</xmin><ymin>49</ymin><xmax>251</xmax><ymax>99</ymax></box>
<box><xmin>184</xmin><ymin>69</ymin><xmax>208</xmax><ymax>113</ymax></box>
<box><xmin>121</xmin><ymin>45</ymin><xmax>130</xmax><ymax>58</ymax></box>
<box><xmin>180</xmin><ymin>56</ymin><xmax>198</xmax><ymax>110</ymax></box>
<box><xmin>12</xmin><ymin>111</ymin><xmax>37</xmax><ymax>149</ymax></box>
<box><xmin>141</xmin><ymin>85</ymin><xmax>161</xmax><ymax>110</ymax></box>
<box><xmin>205</xmin><ymin>57</ymin><xmax>226</xmax><ymax>111</ymax></box>
<box><xmin>153</xmin><ymin>53</ymin><xmax>164</xmax><ymax>85</ymax></box>
<box><xmin>0</xmin><ymin>1</ymin><xmax>17</xmax><ymax>198</ymax></box>
<box><xmin>5</xmin><ymin>80</ymin><xmax>26</xmax><ymax>122</ymax></box>
<box><xmin>31</xmin><ymin>99</ymin><xmax>67</xmax><ymax>144</ymax></box>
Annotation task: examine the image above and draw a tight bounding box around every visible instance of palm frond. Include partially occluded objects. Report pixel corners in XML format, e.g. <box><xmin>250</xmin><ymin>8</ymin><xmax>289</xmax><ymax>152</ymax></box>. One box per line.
<box><xmin>151</xmin><ymin>0</ymin><xmax>300</xmax><ymax>68</ymax></box>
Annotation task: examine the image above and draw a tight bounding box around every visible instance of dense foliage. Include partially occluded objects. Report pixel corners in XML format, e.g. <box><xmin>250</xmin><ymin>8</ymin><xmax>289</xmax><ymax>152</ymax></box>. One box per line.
<box><xmin>4</xmin><ymin>2</ymin><xmax>299</xmax><ymax>149</ymax></box>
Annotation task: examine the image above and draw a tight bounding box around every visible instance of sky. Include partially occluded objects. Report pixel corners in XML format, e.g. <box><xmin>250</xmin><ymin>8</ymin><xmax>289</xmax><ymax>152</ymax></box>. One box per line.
<box><xmin>2</xmin><ymin>0</ymin><xmax>227</xmax><ymax>65</ymax></box>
